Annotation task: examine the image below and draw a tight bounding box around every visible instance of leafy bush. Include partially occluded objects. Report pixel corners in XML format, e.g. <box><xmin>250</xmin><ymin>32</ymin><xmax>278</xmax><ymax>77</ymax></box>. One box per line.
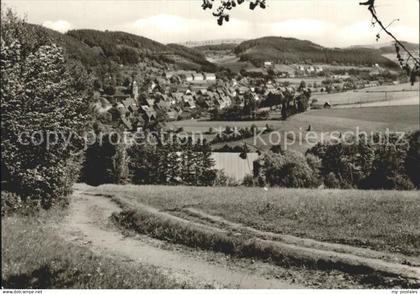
<box><xmin>1</xmin><ymin>10</ymin><xmax>91</xmax><ymax>208</ymax></box>
<box><xmin>253</xmin><ymin>150</ymin><xmax>321</xmax><ymax>188</ymax></box>
<box><xmin>212</xmin><ymin>170</ymin><xmax>239</xmax><ymax>187</ymax></box>
<box><xmin>324</xmin><ymin>172</ymin><xmax>341</xmax><ymax>189</ymax></box>
<box><xmin>242</xmin><ymin>174</ymin><xmax>255</xmax><ymax>187</ymax></box>
<box><xmin>307</xmin><ymin>132</ymin><xmax>417</xmax><ymax>190</ymax></box>
<box><xmin>308</xmin><ymin>138</ymin><xmax>375</xmax><ymax>189</ymax></box>
<box><xmin>406</xmin><ymin>130</ymin><xmax>420</xmax><ymax>188</ymax></box>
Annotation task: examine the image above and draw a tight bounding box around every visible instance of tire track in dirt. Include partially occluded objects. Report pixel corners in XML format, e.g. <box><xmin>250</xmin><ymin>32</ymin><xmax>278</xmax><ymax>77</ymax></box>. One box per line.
<box><xmin>57</xmin><ymin>190</ymin><xmax>301</xmax><ymax>289</ymax></box>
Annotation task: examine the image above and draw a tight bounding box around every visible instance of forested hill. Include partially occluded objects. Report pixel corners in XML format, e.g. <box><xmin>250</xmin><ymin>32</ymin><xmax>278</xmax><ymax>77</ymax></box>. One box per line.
<box><xmin>234</xmin><ymin>36</ymin><xmax>400</xmax><ymax>68</ymax></box>
<box><xmin>29</xmin><ymin>25</ymin><xmax>216</xmax><ymax>72</ymax></box>
<box><xmin>379</xmin><ymin>41</ymin><xmax>419</xmax><ymax>54</ymax></box>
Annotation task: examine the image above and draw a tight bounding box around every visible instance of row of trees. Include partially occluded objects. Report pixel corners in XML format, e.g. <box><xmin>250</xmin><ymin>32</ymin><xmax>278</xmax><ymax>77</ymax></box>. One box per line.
<box><xmin>80</xmin><ymin>135</ymin><xmax>218</xmax><ymax>187</ymax></box>
<box><xmin>248</xmin><ymin>131</ymin><xmax>419</xmax><ymax>190</ymax></box>
<box><xmin>307</xmin><ymin>131</ymin><xmax>420</xmax><ymax>190</ymax></box>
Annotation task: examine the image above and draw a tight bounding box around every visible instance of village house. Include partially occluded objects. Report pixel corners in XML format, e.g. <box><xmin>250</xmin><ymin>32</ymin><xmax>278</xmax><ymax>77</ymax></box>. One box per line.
<box><xmin>139</xmin><ymin>105</ymin><xmax>157</xmax><ymax>124</ymax></box>
<box><xmin>121</xmin><ymin>98</ymin><xmax>138</xmax><ymax>113</ymax></box>
<box><xmin>204</xmin><ymin>73</ymin><xmax>216</xmax><ymax>81</ymax></box>
<box><xmin>155</xmin><ymin>100</ymin><xmax>171</xmax><ymax>112</ymax></box>
<box><xmin>264</xmin><ymin>61</ymin><xmax>273</xmax><ymax>68</ymax></box>
<box><xmin>183</xmin><ymin>93</ymin><xmax>197</xmax><ymax>109</ymax></box>
<box><xmin>191</xmin><ymin>73</ymin><xmax>204</xmax><ymax>82</ymax></box>
<box><xmin>145</xmin><ymin>98</ymin><xmax>155</xmax><ymax>107</ymax></box>
<box><xmin>107</xmin><ymin>102</ymin><xmax>133</xmax><ymax>130</ymax></box>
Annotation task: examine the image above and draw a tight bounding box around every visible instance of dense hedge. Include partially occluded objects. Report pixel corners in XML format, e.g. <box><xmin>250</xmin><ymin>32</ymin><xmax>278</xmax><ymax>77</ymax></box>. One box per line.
<box><xmin>1</xmin><ymin>11</ymin><xmax>91</xmax><ymax>208</ymax></box>
<box><xmin>253</xmin><ymin>150</ymin><xmax>322</xmax><ymax>188</ymax></box>
<box><xmin>307</xmin><ymin>131</ymin><xmax>420</xmax><ymax>190</ymax></box>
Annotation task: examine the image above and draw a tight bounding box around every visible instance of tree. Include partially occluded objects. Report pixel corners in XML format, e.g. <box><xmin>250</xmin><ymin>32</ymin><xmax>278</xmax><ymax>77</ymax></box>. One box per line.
<box><xmin>80</xmin><ymin>134</ymin><xmax>119</xmax><ymax>186</ymax></box>
<box><xmin>253</xmin><ymin>150</ymin><xmax>320</xmax><ymax>188</ymax></box>
<box><xmin>406</xmin><ymin>131</ymin><xmax>420</xmax><ymax>188</ymax></box>
<box><xmin>1</xmin><ymin>9</ymin><xmax>92</xmax><ymax>208</ymax></box>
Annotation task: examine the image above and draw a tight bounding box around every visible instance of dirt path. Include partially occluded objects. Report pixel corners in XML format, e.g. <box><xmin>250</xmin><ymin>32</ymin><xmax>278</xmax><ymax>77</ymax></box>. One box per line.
<box><xmin>57</xmin><ymin>190</ymin><xmax>301</xmax><ymax>289</ymax></box>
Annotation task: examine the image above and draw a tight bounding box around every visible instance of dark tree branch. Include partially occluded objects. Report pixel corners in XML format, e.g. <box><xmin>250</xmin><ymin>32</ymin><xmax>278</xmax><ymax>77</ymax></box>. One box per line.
<box><xmin>362</xmin><ymin>1</ymin><xmax>419</xmax><ymax>65</ymax></box>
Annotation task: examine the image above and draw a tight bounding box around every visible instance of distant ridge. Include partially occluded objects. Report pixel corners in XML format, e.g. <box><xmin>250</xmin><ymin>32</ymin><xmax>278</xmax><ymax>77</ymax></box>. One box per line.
<box><xmin>179</xmin><ymin>38</ymin><xmax>246</xmax><ymax>48</ymax></box>
<box><xmin>349</xmin><ymin>41</ymin><xmax>419</xmax><ymax>53</ymax></box>
<box><xmin>234</xmin><ymin>36</ymin><xmax>400</xmax><ymax>68</ymax></box>
<box><xmin>28</xmin><ymin>25</ymin><xmax>216</xmax><ymax>71</ymax></box>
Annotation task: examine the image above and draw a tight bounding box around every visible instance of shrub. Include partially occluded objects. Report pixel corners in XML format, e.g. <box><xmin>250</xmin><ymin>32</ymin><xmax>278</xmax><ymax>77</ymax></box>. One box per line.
<box><xmin>253</xmin><ymin>150</ymin><xmax>320</xmax><ymax>188</ymax></box>
<box><xmin>212</xmin><ymin>170</ymin><xmax>239</xmax><ymax>187</ymax></box>
<box><xmin>324</xmin><ymin>172</ymin><xmax>341</xmax><ymax>189</ymax></box>
<box><xmin>406</xmin><ymin>130</ymin><xmax>420</xmax><ymax>188</ymax></box>
<box><xmin>361</xmin><ymin>141</ymin><xmax>414</xmax><ymax>190</ymax></box>
<box><xmin>1</xmin><ymin>10</ymin><xmax>91</xmax><ymax>208</ymax></box>
<box><xmin>308</xmin><ymin>132</ymin><xmax>417</xmax><ymax>190</ymax></box>
<box><xmin>308</xmin><ymin>137</ymin><xmax>375</xmax><ymax>189</ymax></box>
<box><xmin>242</xmin><ymin>174</ymin><xmax>255</xmax><ymax>187</ymax></box>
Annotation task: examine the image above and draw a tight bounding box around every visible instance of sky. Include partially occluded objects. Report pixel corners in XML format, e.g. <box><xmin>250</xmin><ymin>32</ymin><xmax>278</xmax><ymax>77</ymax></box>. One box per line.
<box><xmin>3</xmin><ymin>0</ymin><xmax>419</xmax><ymax>47</ymax></box>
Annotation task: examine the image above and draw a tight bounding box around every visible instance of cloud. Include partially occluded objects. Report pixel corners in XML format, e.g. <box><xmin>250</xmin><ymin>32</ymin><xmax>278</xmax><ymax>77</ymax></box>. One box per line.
<box><xmin>42</xmin><ymin>20</ymin><xmax>73</xmax><ymax>33</ymax></box>
<box><xmin>118</xmin><ymin>14</ymin><xmax>253</xmax><ymax>44</ymax></box>
<box><xmin>267</xmin><ymin>18</ymin><xmax>336</xmax><ymax>43</ymax></box>
<box><xmin>117</xmin><ymin>14</ymin><xmax>418</xmax><ymax>47</ymax></box>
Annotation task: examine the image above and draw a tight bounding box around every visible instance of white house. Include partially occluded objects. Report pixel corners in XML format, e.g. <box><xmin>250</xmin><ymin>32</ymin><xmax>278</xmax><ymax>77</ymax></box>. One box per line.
<box><xmin>192</xmin><ymin>73</ymin><xmax>204</xmax><ymax>81</ymax></box>
<box><xmin>264</xmin><ymin>61</ymin><xmax>273</xmax><ymax>68</ymax></box>
<box><xmin>204</xmin><ymin>73</ymin><xmax>216</xmax><ymax>81</ymax></box>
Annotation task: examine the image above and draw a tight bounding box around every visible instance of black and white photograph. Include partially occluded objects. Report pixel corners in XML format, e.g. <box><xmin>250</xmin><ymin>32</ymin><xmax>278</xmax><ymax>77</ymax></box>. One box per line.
<box><xmin>1</xmin><ymin>0</ymin><xmax>419</xmax><ymax>291</ymax></box>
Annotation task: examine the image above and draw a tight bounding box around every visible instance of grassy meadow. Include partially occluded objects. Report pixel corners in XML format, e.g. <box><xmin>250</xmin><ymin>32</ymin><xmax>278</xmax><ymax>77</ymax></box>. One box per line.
<box><xmin>169</xmin><ymin>105</ymin><xmax>418</xmax><ymax>153</ymax></box>
<box><xmin>311</xmin><ymin>83</ymin><xmax>419</xmax><ymax>106</ymax></box>
<box><xmin>91</xmin><ymin>184</ymin><xmax>420</xmax><ymax>257</ymax></box>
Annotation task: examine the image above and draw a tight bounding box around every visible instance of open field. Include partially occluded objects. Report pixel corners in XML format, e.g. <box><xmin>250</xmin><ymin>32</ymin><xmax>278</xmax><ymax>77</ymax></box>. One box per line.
<box><xmin>335</xmin><ymin>96</ymin><xmax>418</xmax><ymax>108</ymax></box>
<box><xmin>306</xmin><ymin>106</ymin><xmax>419</xmax><ymax>125</ymax></box>
<box><xmin>169</xmin><ymin>105</ymin><xmax>419</xmax><ymax>153</ymax></box>
<box><xmin>312</xmin><ymin>83</ymin><xmax>419</xmax><ymax>106</ymax></box>
<box><xmin>91</xmin><ymin>184</ymin><xmax>420</xmax><ymax>258</ymax></box>
<box><xmin>170</xmin><ymin>105</ymin><xmax>418</xmax><ymax>132</ymax></box>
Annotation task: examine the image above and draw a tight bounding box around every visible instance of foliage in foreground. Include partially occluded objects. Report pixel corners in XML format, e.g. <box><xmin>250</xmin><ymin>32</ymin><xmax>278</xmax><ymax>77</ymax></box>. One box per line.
<box><xmin>1</xmin><ymin>214</ymin><xmax>186</xmax><ymax>289</ymax></box>
<box><xmin>1</xmin><ymin>10</ymin><xmax>92</xmax><ymax>208</ymax></box>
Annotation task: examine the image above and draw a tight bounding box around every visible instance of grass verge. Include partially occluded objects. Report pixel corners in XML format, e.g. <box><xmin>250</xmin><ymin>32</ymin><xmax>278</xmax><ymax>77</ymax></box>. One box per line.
<box><xmin>1</xmin><ymin>212</ymin><xmax>188</xmax><ymax>289</ymax></box>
